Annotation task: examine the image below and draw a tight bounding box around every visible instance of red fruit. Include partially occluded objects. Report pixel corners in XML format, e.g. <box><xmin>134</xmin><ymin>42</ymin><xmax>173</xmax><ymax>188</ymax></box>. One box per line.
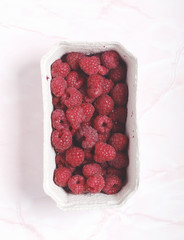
<box><xmin>55</xmin><ymin>154</ymin><xmax>65</xmax><ymax>167</ymax></box>
<box><xmin>98</xmin><ymin>65</ymin><xmax>109</xmax><ymax>76</ymax></box>
<box><xmin>101</xmin><ymin>51</ymin><xmax>119</xmax><ymax>69</ymax></box>
<box><xmin>76</xmin><ymin>126</ymin><xmax>98</xmax><ymax>149</ymax></box>
<box><xmin>51</xmin><ymin>77</ymin><xmax>67</xmax><ymax>97</ymax></box>
<box><xmin>106</xmin><ymin>167</ymin><xmax>126</xmax><ymax>179</ymax></box>
<box><xmin>102</xmin><ymin>175</ymin><xmax>123</xmax><ymax>194</ymax></box>
<box><xmin>108</xmin><ymin>152</ymin><xmax>129</xmax><ymax>169</ymax></box>
<box><xmin>81</xmin><ymin>103</ymin><xmax>95</xmax><ymax>122</ymax></box>
<box><xmin>79</xmin><ymin>56</ymin><xmax>100</xmax><ymax>75</ymax></box>
<box><xmin>87</xmin><ymin>74</ymin><xmax>103</xmax><ymax>98</ymax></box>
<box><xmin>109</xmin><ymin>133</ymin><xmax>128</xmax><ymax>151</ymax></box>
<box><xmin>109</xmin><ymin>64</ymin><xmax>127</xmax><ymax>82</ymax></box>
<box><xmin>94</xmin><ymin>142</ymin><xmax>116</xmax><ymax>163</ymax></box>
<box><xmin>111</xmin><ymin>83</ymin><xmax>128</xmax><ymax>106</ymax></box>
<box><xmin>66</xmin><ymin>106</ymin><xmax>85</xmax><ymax>130</ymax></box>
<box><xmin>66</xmin><ymin>71</ymin><xmax>85</xmax><ymax>89</ymax></box>
<box><xmin>111</xmin><ymin>122</ymin><xmax>125</xmax><ymax>133</ymax></box>
<box><xmin>98</xmin><ymin>132</ymin><xmax>110</xmax><ymax>143</ymax></box>
<box><xmin>64</xmin><ymin>87</ymin><xmax>82</xmax><ymax>108</ymax></box>
<box><xmin>84</xmin><ymin>149</ymin><xmax>93</xmax><ymax>161</ymax></box>
<box><xmin>51</xmin><ymin>129</ymin><xmax>72</xmax><ymax>152</ymax></box>
<box><xmin>81</xmin><ymin>120</ymin><xmax>92</xmax><ymax>128</ymax></box>
<box><xmin>53</xmin><ymin>167</ymin><xmax>72</xmax><ymax>187</ymax></box>
<box><xmin>109</xmin><ymin>107</ymin><xmax>127</xmax><ymax>124</ymax></box>
<box><xmin>68</xmin><ymin>175</ymin><xmax>86</xmax><ymax>194</ymax></box>
<box><xmin>83</xmin><ymin>163</ymin><xmax>102</xmax><ymax>178</ymax></box>
<box><xmin>66</xmin><ymin>52</ymin><xmax>85</xmax><ymax>70</ymax></box>
<box><xmin>93</xmin><ymin>115</ymin><xmax>113</xmax><ymax>134</ymax></box>
<box><xmin>102</xmin><ymin>78</ymin><xmax>114</xmax><ymax>95</ymax></box>
<box><xmin>86</xmin><ymin>174</ymin><xmax>105</xmax><ymax>193</ymax></box>
<box><xmin>51</xmin><ymin>109</ymin><xmax>69</xmax><ymax>130</ymax></box>
<box><xmin>66</xmin><ymin>147</ymin><xmax>84</xmax><ymax>167</ymax></box>
<box><xmin>95</xmin><ymin>95</ymin><xmax>114</xmax><ymax>115</ymax></box>
<box><xmin>51</xmin><ymin>59</ymin><xmax>70</xmax><ymax>78</ymax></box>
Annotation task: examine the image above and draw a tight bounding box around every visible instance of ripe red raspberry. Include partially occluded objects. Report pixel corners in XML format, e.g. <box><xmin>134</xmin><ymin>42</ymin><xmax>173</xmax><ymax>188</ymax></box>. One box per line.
<box><xmin>51</xmin><ymin>109</ymin><xmax>69</xmax><ymax>130</ymax></box>
<box><xmin>111</xmin><ymin>83</ymin><xmax>128</xmax><ymax>106</ymax></box>
<box><xmin>66</xmin><ymin>71</ymin><xmax>85</xmax><ymax>89</ymax></box>
<box><xmin>93</xmin><ymin>53</ymin><xmax>101</xmax><ymax>64</ymax></box>
<box><xmin>51</xmin><ymin>59</ymin><xmax>70</xmax><ymax>78</ymax></box>
<box><xmin>86</xmin><ymin>174</ymin><xmax>105</xmax><ymax>193</ymax></box>
<box><xmin>98</xmin><ymin>65</ymin><xmax>109</xmax><ymax>76</ymax></box>
<box><xmin>51</xmin><ymin>77</ymin><xmax>67</xmax><ymax>97</ymax></box>
<box><xmin>102</xmin><ymin>78</ymin><xmax>114</xmax><ymax>95</ymax></box>
<box><xmin>106</xmin><ymin>167</ymin><xmax>126</xmax><ymax>179</ymax></box>
<box><xmin>66</xmin><ymin>106</ymin><xmax>85</xmax><ymax>130</ymax></box>
<box><xmin>95</xmin><ymin>95</ymin><xmax>114</xmax><ymax>115</ymax></box>
<box><xmin>98</xmin><ymin>132</ymin><xmax>110</xmax><ymax>143</ymax></box>
<box><xmin>84</xmin><ymin>149</ymin><xmax>93</xmax><ymax>161</ymax></box>
<box><xmin>55</xmin><ymin>154</ymin><xmax>65</xmax><ymax>167</ymax></box>
<box><xmin>81</xmin><ymin>103</ymin><xmax>95</xmax><ymax>122</ymax></box>
<box><xmin>102</xmin><ymin>175</ymin><xmax>123</xmax><ymax>194</ymax></box>
<box><xmin>108</xmin><ymin>152</ymin><xmax>129</xmax><ymax>169</ymax></box>
<box><xmin>109</xmin><ymin>64</ymin><xmax>127</xmax><ymax>82</ymax></box>
<box><xmin>66</xmin><ymin>147</ymin><xmax>84</xmax><ymax>167</ymax></box>
<box><xmin>68</xmin><ymin>175</ymin><xmax>86</xmax><ymax>194</ymax></box>
<box><xmin>76</xmin><ymin>126</ymin><xmax>98</xmax><ymax>149</ymax></box>
<box><xmin>109</xmin><ymin>107</ymin><xmax>127</xmax><ymax>124</ymax></box>
<box><xmin>64</xmin><ymin>87</ymin><xmax>82</xmax><ymax>108</ymax></box>
<box><xmin>109</xmin><ymin>133</ymin><xmax>128</xmax><ymax>151</ymax></box>
<box><xmin>52</xmin><ymin>96</ymin><xmax>66</xmax><ymax>110</ymax></box>
<box><xmin>81</xmin><ymin>120</ymin><xmax>92</xmax><ymax>128</ymax></box>
<box><xmin>87</xmin><ymin>74</ymin><xmax>103</xmax><ymax>98</ymax></box>
<box><xmin>79</xmin><ymin>56</ymin><xmax>100</xmax><ymax>75</ymax></box>
<box><xmin>53</xmin><ymin>167</ymin><xmax>72</xmax><ymax>187</ymax></box>
<box><xmin>93</xmin><ymin>115</ymin><xmax>113</xmax><ymax>134</ymax></box>
<box><xmin>111</xmin><ymin>122</ymin><xmax>125</xmax><ymax>133</ymax></box>
<box><xmin>66</xmin><ymin>52</ymin><xmax>85</xmax><ymax>70</ymax></box>
<box><xmin>83</xmin><ymin>163</ymin><xmax>102</xmax><ymax>178</ymax></box>
<box><xmin>101</xmin><ymin>51</ymin><xmax>119</xmax><ymax>69</ymax></box>
<box><xmin>51</xmin><ymin>129</ymin><xmax>72</xmax><ymax>152</ymax></box>
<box><xmin>94</xmin><ymin>142</ymin><xmax>116</xmax><ymax>163</ymax></box>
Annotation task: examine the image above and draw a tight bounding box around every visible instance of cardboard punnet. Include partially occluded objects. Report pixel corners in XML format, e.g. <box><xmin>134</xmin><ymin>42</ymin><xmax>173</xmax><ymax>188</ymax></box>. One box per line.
<box><xmin>41</xmin><ymin>41</ymin><xmax>139</xmax><ymax>210</ymax></box>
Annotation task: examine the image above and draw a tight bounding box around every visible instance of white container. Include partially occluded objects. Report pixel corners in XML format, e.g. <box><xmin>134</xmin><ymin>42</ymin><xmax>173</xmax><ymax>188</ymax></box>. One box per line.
<box><xmin>41</xmin><ymin>41</ymin><xmax>139</xmax><ymax>210</ymax></box>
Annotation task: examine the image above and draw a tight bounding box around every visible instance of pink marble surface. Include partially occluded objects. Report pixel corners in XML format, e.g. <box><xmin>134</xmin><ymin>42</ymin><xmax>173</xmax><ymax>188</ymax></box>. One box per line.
<box><xmin>0</xmin><ymin>0</ymin><xmax>184</xmax><ymax>239</ymax></box>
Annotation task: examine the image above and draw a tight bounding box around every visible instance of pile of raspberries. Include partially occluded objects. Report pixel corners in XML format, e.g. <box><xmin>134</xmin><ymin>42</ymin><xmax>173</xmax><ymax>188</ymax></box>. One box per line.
<box><xmin>50</xmin><ymin>50</ymin><xmax>129</xmax><ymax>195</ymax></box>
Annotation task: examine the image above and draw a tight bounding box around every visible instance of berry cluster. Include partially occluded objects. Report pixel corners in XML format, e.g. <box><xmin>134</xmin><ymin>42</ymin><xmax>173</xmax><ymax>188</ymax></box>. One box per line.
<box><xmin>51</xmin><ymin>51</ymin><xmax>129</xmax><ymax>195</ymax></box>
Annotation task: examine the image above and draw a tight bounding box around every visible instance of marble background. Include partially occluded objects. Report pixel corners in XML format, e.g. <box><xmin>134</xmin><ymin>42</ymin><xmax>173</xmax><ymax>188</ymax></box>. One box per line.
<box><xmin>0</xmin><ymin>0</ymin><xmax>184</xmax><ymax>239</ymax></box>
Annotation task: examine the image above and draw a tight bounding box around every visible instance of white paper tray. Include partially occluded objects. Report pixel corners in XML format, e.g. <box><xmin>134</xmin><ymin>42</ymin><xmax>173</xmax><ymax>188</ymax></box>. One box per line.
<box><xmin>40</xmin><ymin>41</ymin><xmax>139</xmax><ymax>210</ymax></box>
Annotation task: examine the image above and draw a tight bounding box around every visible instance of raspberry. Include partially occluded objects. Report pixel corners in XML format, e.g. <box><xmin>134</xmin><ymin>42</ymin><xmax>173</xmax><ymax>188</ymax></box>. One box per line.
<box><xmin>51</xmin><ymin>109</ymin><xmax>69</xmax><ymax>130</ymax></box>
<box><xmin>76</xmin><ymin>126</ymin><xmax>98</xmax><ymax>149</ymax></box>
<box><xmin>51</xmin><ymin>129</ymin><xmax>72</xmax><ymax>152</ymax></box>
<box><xmin>95</xmin><ymin>95</ymin><xmax>114</xmax><ymax>115</ymax></box>
<box><xmin>81</xmin><ymin>120</ymin><xmax>92</xmax><ymax>128</ymax></box>
<box><xmin>83</xmin><ymin>163</ymin><xmax>102</xmax><ymax>178</ymax></box>
<box><xmin>66</xmin><ymin>52</ymin><xmax>85</xmax><ymax>70</ymax></box>
<box><xmin>102</xmin><ymin>175</ymin><xmax>123</xmax><ymax>194</ymax></box>
<box><xmin>81</xmin><ymin>103</ymin><xmax>95</xmax><ymax>122</ymax></box>
<box><xmin>52</xmin><ymin>96</ymin><xmax>60</xmax><ymax>106</ymax></box>
<box><xmin>109</xmin><ymin>64</ymin><xmax>127</xmax><ymax>82</ymax></box>
<box><xmin>94</xmin><ymin>142</ymin><xmax>116</xmax><ymax>163</ymax></box>
<box><xmin>86</xmin><ymin>174</ymin><xmax>105</xmax><ymax>193</ymax></box>
<box><xmin>98</xmin><ymin>65</ymin><xmax>109</xmax><ymax>76</ymax></box>
<box><xmin>53</xmin><ymin>167</ymin><xmax>72</xmax><ymax>187</ymax></box>
<box><xmin>93</xmin><ymin>115</ymin><xmax>113</xmax><ymax>134</ymax></box>
<box><xmin>51</xmin><ymin>77</ymin><xmax>67</xmax><ymax>97</ymax></box>
<box><xmin>84</xmin><ymin>149</ymin><xmax>93</xmax><ymax>161</ymax></box>
<box><xmin>101</xmin><ymin>51</ymin><xmax>119</xmax><ymax>69</ymax></box>
<box><xmin>98</xmin><ymin>132</ymin><xmax>110</xmax><ymax>143</ymax></box>
<box><xmin>66</xmin><ymin>106</ymin><xmax>85</xmax><ymax>130</ymax></box>
<box><xmin>109</xmin><ymin>107</ymin><xmax>127</xmax><ymax>124</ymax></box>
<box><xmin>64</xmin><ymin>87</ymin><xmax>82</xmax><ymax>108</ymax></box>
<box><xmin>111</xmin><ymin>83</ymin><xmax>128</xmax><ymax>106</ymax></box>
<box><xmin>111</xmin><ymin>122</ymin><xmax>125</xmax><ymax>133</ymax></box>
<box><xmin>66</xmin><ymin>147</ymin><xmax>84</xmax><ymax>167</ymax></box>
<box><xmin>79</xmin><ymin>56</ymin><xmax>100</xmax><ymax>75</ymax></box>
<box><xmin>109</xmin><ymin>133</ymin><xmax>128</xmax><ymax>151</ymax></box>
<box><xmin>106</xmin><ymin>167</ymin><xmax>126</xmax><ymax>179</ymax></box>
<box><xmin>68</xmin><ymin>175</ymin><xmax>86</xmax><ymax>194</ymax></box>
<box><xmin>102</xmin><ymin>78</ymin><xmax>114</xmax><ymax>95</ymax></box>
<box><xmin>55</xmin><ymin>154</ymin><xmax>65</xmax><ymax>167</ymax></box>
<box><xmin>93</xmin><ymin>53</ymin><xmax>101</xmax><ymax>64</ymax></box>
<box><xmin>66</xmin><ymin>71</ymin><xmax>85</xmax><ymax>89</ymax></box>
<box><xmin>51</xmin><ymin>59</ymin><xmax>70</xmax><ymax>78</ymax></box>
<box><xmin>87</xmin><ymin>74</ymin><xmax>103</xmax><ymax>98</ymax></box>
<box><xmin>108</xmin><ymin>152</ymin><xmax>129</xmax><ymax>169</ymax></box>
